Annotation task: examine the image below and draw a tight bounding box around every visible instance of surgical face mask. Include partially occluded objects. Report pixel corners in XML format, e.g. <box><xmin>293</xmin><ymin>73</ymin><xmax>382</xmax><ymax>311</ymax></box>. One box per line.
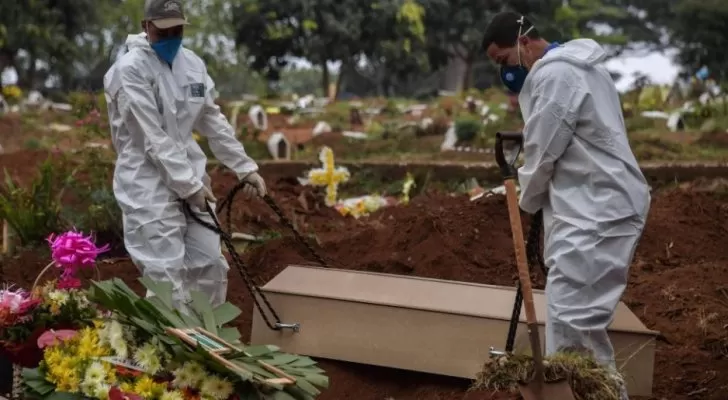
<box><xmin>499</xmin><ymin>24</ymin><xmax>534</xmax><ymax>94</ymax></box>
<box><xmin>151</xmin><ymin>37</ymin><xmax>182</xmax><ymax>65</ymax></box>
<box><xmin>145</xmin><ymin>22</ymin><xmax>183</xmax><ymax>65</ymax></box>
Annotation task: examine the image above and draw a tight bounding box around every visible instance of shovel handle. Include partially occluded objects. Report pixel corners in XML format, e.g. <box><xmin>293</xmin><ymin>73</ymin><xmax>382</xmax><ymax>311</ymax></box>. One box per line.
<box><xmin>503</xmin><ymin>179</ymin><xmax>545</xmax><ymax>380</ymax></box>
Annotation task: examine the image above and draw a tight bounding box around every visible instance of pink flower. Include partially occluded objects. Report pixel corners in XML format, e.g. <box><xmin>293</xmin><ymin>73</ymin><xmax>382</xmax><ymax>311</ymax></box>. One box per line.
<box><xmin>47</xmin><ymin>230</ymin><xmax>110</xmax><ymax>270</ymax></box>
<box><xmin>37</xmin><ymin>329</ymin><xmax>77</xmax><ymax>349</ymax></box>
<box><xmin>0</xmin><ymin>287</ymin><xmax>39</xmax><ymax>325</ymax></box>
<box><xmin>57</xmin><ymin>276</ymin><xmax>82</xmax><ymax>290</ymax></box>
<box><xmin>47</xmin><ymin>230</ymin><xmax>109</xmax><ymax>287</ymax></box>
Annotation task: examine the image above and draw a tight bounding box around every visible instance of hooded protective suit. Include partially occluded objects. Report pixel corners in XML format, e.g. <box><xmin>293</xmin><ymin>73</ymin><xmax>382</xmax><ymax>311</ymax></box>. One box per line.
<box><xmin>103</xmin><ymin>33</ymin><xmax>259</xmax><ymax>309</ymax></box>
<box><xmin>516</xmin><ymin>39</ymin><xmax>650</xmax><ymax>376</ymax></box>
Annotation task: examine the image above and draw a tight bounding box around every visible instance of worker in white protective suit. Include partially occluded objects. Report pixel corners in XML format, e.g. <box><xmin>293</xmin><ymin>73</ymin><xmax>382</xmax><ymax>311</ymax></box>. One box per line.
<box><xmin>103</xmin><ymin>0</ymin><xmax>266</xmax><ymax>310</ymax></box>
<box><xmin>482</xmin><ymin>12</ymin><xmax>650</xmax><ymax>399</ymax></box>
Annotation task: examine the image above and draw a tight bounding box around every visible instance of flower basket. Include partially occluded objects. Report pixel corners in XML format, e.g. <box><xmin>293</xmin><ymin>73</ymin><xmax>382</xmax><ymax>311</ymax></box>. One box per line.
<box><xmin>4</xmin><ymin>261</ymin><xmax>101</xmax><ymax>399</ymax></box>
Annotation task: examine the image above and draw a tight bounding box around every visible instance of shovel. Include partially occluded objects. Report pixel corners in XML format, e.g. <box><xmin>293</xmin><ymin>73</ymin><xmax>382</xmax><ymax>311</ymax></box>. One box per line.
<box><xmin>494</xmin><ymin>132</ymin><xmax>576</xmax><ymax>400</ymax></box>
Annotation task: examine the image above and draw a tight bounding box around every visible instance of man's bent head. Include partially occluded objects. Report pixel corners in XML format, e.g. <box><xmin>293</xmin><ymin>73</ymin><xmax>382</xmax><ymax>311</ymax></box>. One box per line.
<box><xmin>141</xmin><ymin>0</ymin><xmax>187</xmax><ymax>43</ymax></box>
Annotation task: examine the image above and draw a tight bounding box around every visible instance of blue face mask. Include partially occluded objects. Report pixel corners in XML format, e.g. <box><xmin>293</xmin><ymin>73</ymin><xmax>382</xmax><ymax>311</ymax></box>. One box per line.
<box><xmin>498</xmin><ymin>22</ymin><xmax>560</xmax><ymax>94</ymax></box>
<box><xmin>500</xmin><ymin>65</ymin><xmax>529</xmax><ymax>94</ymax></box>
<box><xmin>151</xmin><ymin>37</ymin><xmax>182</xmax><ymax>65</ymax></box>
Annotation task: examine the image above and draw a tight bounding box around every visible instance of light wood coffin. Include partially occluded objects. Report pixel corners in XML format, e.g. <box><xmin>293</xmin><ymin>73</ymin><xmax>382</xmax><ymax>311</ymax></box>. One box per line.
<box><xmin>250</xmin><ymin>265</ymin><xmax>658</xmax><ymax>397</ymax></box>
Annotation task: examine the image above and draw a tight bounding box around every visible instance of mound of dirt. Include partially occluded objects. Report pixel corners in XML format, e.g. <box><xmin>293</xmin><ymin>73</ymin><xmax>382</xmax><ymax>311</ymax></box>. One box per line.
<box><xmin>2</xmin><ymin>165</ymin><xmax>728</xmax><ymax>399</ymax></box>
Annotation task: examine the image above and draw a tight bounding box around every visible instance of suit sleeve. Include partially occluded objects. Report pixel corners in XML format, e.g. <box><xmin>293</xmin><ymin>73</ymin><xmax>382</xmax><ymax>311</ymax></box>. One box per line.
<box><xmin>193</xmin><ymin>72</ymin><xmax>259</xmax><ymax>177</ymax></box>
<box><xmin>517</xmin><ymin>68</ymin><xmax>586</xmax><ymax>214</ymax></box>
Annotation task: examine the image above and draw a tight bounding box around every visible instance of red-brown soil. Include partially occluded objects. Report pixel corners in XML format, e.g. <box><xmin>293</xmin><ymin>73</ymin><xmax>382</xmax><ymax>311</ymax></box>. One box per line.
<box><xmin>1</xmin><ymin>155</ymin><xmax>727</xmax><ymax>399</ymax></box>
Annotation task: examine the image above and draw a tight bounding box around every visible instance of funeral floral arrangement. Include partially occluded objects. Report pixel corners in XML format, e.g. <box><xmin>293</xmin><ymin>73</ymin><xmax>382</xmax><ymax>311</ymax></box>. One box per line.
<box><xmin>23</xmin><ymin>277</ymin><xmax>329</xmax><ymax>400</ymax></box>
<box><xmin>0</xmin><ymin>230</ymin><xmax>106</xmax><ymax>367</ymax></box>
<box><xmin>300</xmin><ymin>146</ymin><xmax>417</xmax><ymax>219</ymax></box>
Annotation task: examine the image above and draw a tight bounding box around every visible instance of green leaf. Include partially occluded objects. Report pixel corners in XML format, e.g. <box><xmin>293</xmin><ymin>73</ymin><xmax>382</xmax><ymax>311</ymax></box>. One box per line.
<box><xmin>269</xmin><ymin>391</ymin><xmax>298</xmax><ymax>400</ymax></box>
<box><xmin>213</xmin><ymin>302</ymin><xmax>242</xmax><ymax>325</ymax></box>
<box><xmin>288</xmin><ymin>357</ymin><xmax>317</xmax><ymax>368</ymax></box>
<box><xmin>45</xmin><ymin>392</ymin><xmax>86</xmax><ymax>400</ymax></box>
<box><xmin>267</xmin><ymin>354</ymin><xmax>298</xmax><ymax>365</ymax></box>
<box><xmin>294</xmin><ymin>377</ymin><xmax>321</xmax><ymax>396</ymax></box>
<box><xmin>139</xmin><ymin>276</ymin><xmax>175</xmax><ymax>308</ymax></box>
<box><xmin>189</xmin><ymin>290</ymin><xmax>217</xmax><ymax>332</ymax></box>
<box><xmin>230</xmin><ymin>360</ymin><xmax>255</xmax><ymax>381</ymax></box>
<box><xmin>218</xmin><ymin>327</ymin><xmax>242</xmax><ymax>343</ymax></box>
<box><xmin>303</xmin><ymin>373</ymin><xmax>329</xmax><ymax>388</ymax></box>
<box><xmin>245</xmin><ymin>344</ymin><xmax>279</xmax><ymax>356</ymax></box>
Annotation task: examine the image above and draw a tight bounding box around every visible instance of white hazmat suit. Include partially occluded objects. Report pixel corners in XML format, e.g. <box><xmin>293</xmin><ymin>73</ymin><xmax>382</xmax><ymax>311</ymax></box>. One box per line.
<box><xmin>103</xmin><ymin>33</ymin><xmax>259</xmax><ymax>309</ymax></box>
<box><xmin>516</xmin><ymin>39</ymin><xmax>651</xmax><ymax>381</ymax></box>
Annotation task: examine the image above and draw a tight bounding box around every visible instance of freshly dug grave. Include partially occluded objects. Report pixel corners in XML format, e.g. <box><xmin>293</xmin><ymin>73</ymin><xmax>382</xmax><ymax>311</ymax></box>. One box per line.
<box><xmin>2</xmin><ymin>169</ymin><xmax>728</xmax><ymax>400</ymax></box>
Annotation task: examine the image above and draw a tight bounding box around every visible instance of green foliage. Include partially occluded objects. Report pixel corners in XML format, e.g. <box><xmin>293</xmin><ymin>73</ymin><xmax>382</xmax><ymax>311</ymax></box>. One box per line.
<box><xmin>454</xmin><ymin>116</ymin><xmax>483</xmax><ymax>143</ymax></box>
<box><xmin>61</xmin><ymin>149</ymin><xmax>123</xmax><ymax>244</ymax></box>
<box><xmin>84</xmin><ymin>278</ymin><xmax>329</xmax><ymax>399</ymax></box>
<box><xmin>0</xmin><ymin>157</ymin><xmax>69</xmax><ymax>246</ymax></box>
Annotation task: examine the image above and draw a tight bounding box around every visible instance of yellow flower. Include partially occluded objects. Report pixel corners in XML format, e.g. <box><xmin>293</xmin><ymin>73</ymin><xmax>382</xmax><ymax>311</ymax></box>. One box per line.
<box><xmin>77</xmin><ymin>327</ymin><xmax>110</xmax><ymax>358</ymax></box>
<box><xmin>133</xmin><ymin>376</ymin><xmax>166</xmax><ymax>399</ymax></box>
<box><xmin>199</xmin><ymin>376</ymin><xmax>234</xmax><ymax>400</ymax></box>
<box><xmin>303</xmin><ymin>146</ymin><xmax>350</xmax><ymax>207</ymax></box>
<box><xmin>133</xmin><ymin>342</ymin><xmax>162</xmax><ymax>374</ymax></box>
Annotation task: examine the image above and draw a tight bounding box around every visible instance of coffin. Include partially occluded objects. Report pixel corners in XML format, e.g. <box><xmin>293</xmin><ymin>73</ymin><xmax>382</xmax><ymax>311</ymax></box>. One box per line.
<box><xmin>251</xmin><ymin>265</ymin><xmax>657</xmax><ymax>396</ymax></box>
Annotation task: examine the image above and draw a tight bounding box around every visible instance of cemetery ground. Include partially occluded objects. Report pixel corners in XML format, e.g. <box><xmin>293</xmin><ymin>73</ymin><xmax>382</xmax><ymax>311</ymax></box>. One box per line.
<box><xmin>0</xmin><ymin>148</ymin><xmax>727</xmax><ymax>400</ymax></box>
<box><xmin>4</xmin><ymin>92</ymin><xmax>728</xmax><ymax>164</ymax></box>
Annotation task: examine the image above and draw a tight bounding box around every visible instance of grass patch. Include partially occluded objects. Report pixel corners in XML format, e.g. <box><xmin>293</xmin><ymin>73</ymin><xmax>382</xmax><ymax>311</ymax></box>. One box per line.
<box><xmin>472</xmin><ymin>349</ymin><xmax>623</xmax><ymax>400</ymax></box>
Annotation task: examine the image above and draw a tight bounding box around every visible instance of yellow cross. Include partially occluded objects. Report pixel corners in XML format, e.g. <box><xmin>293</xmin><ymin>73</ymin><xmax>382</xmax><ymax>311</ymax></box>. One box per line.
<box><xmin>305</xmin><ymin>146</ymin><xmax>350</xmax><ymax>206</ymax></box>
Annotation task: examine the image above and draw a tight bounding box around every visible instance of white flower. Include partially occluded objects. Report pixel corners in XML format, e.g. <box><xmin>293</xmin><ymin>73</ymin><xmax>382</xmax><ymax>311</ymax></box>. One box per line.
<box><xmin>172</xmin><ymin>361</ymin><xmax>207</xmax><ymax>389</ymax></box>
<box><xmin>48</xmin><ymin>290</ymin><xmax>69</xmax><ymax>305</ymax></box>
<box><xmin>133</xmin><ymin>342</ymin><xmax>162</xmax><ymax>374</ymax></box>
<box><xmin>199</xmin><ymin>376</ymin><xmax>234</xmax><ymax>400</ymax></box>
<box><xmin>109</xmin><ymin>336</ymin><xmax>128</xmax><ymax>359</ymax></box>
<box><xmin>160</xmin><ymin>391</ymin><xmax>185</xmax><ymax>400</ymax></box>
<box><xmin>83</xmin><ymin>361</ymin><xmax>106</xmax><ymax>384</ymax></box>
<box><xmin>92</xmin><ymin>383</ymin><xmax>111</xmax><ymax>400</ymax></box>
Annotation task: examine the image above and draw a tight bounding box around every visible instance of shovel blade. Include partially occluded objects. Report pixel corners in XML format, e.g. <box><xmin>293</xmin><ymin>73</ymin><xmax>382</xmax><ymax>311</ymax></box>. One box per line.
<box><xmin>518</xmin><ymin>378</ymin><xmax>576</xmax><ymax>400</ymax></box>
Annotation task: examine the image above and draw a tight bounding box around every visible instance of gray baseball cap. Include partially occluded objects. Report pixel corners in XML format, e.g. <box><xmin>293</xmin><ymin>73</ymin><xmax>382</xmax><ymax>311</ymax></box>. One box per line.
<box><xmin>144</xmin><ymin>0</ymin><xmax>189</xmax><ymax>29</ymax></box>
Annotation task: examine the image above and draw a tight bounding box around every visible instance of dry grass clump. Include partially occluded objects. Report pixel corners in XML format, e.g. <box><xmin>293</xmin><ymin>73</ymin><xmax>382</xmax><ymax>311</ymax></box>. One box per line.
<box><xmin>472</xmin><ymin>348</ymin><xmax>623</xmax><ymax>400</ymax></box>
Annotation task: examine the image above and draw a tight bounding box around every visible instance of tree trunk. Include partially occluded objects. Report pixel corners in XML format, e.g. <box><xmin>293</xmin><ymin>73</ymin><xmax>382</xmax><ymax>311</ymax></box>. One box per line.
<box><xmin>321</xmin><ymin>62</ymin><xmax>330</xmax><ymax>98</ymax></box>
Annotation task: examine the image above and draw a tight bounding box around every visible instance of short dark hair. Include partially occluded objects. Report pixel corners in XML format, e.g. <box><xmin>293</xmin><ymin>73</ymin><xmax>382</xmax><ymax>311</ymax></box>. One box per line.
<box><xmin>481</xmin><ymin>11</ymin><xmax>540</xmax><ymax>52</ymax></box>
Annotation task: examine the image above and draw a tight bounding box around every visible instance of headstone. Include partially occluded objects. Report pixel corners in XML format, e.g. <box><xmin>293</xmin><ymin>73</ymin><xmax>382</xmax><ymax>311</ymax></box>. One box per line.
<box><xmin>48</xmin><ymin>123</ymin><xmax>73</xmax><ymax>132</ymax></box>
<box><xmin>267</xmin><ymin>132</ymin><xmax>291</xmax><ymax>160</ymax></box>
<box><xmin>440</xmin><ymin>124</ymin><xmax>457</xmax><ymax>151</ymax></box>
<box><xmin>24</xmin><ymin>90</ymin><xmax>45</xmax><ymax>108</ymax></box>
<box><xmin>419</xmin><ymin>117</ymin><xmax>434</xmax><ymax>130</ymax></box>
<box><xmin>342</xmin><ymin>131</ymin><xmax>368</xmax><ymax>140</ymax></box>
<box><xmin>480</xmin><ymin>105</ymin><xmax>490</xmax><ymax>117</ymax></box>
<box><xmin>312</xmin><ymin>121</ymin><xmax>332</xmax><ymax>137</ymax></box>
<box><xmin>667</xmin><ymin>112</ymin><xmax>685</xmax><ymax>132</ymax></box>
<box><xmin>297</xmin><ymin>95</ymin><xmax>315</xmax><ymax>109</ymax></box>
<box><xmin>248</xmin><ymin>105</ymin><xmax>268</xmax><ymax>130</ymax></box>
<box><xmin>50</xmin><ymin>103</ymin><xmax>72</xmax><ymax>112</ymax></box>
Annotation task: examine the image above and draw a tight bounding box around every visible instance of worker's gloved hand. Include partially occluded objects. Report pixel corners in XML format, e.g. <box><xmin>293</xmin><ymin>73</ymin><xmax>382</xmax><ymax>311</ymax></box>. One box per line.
<box><xmin>187</xmin><ymin>185</ymin><xmax>216</xmax><ymax>210</ymax></box>
<box><xmin>238</xmin><ymin>172</ymin><xmax>267</xmax><ymax>199</ymax></box>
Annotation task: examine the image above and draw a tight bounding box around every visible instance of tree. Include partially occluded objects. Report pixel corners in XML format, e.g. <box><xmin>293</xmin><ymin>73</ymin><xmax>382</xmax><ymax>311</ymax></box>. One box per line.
<box><xmin>667</xmin><ymin>0</ymin><xmax>728</xmax><ymax>80</ymax></box>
